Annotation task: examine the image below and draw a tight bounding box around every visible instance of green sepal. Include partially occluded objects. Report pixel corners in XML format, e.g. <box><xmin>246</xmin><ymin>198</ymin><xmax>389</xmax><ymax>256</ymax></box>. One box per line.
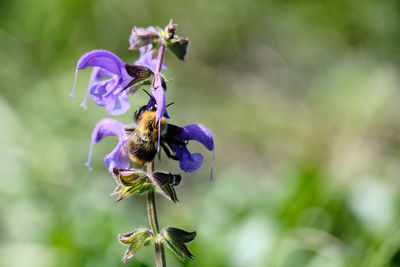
<box><xmin>166</xmin><ymin>37</ymin><xmax>189</xmax><ymax>61</ymax></box>
<box><xmin>160</xmin><ymin>227</ymin><xmax>197</xmax><ymax>261</ymax></box>
<box><xmin>151</xmin><ymin>172</ymin><xmax>181</xmax><ymax>202</ymax></box>
<box><xmin>112</xmin><ymin>168</ymin><xmax>154</xmax><ymax>202</ymax></box>
<box><xmin>118</xmin><ymin>228</ymin><xmax>153</xmax><ymax>263</ymax></box>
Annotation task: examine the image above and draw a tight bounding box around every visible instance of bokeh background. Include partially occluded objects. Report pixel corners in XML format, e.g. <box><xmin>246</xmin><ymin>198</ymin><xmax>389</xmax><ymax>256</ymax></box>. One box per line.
<box><xmin>1</xmin><ymin>0</ymin><xmax>400</xmax><ymax>266</ymax></box>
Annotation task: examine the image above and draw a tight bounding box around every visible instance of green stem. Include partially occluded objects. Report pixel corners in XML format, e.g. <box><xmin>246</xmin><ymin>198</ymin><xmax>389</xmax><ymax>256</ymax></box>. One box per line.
<box><xmin>147</xmin><ymin>31</ymin><xmax>167</xmax><ymax>267</ymax></box>
<box><xmin>147</xmin><ymin>162</ymin><xmax>166</xmax><ymax>267</ymax></box>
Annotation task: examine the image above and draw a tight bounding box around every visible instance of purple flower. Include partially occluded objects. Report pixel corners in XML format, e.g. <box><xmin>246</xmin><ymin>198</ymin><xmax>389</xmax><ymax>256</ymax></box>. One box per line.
<box><xmin>86</xmin><ymin>118</ymin><xmax>130</xmax><ymax>173</ymax></box>
<box><xmin>129</xmin><ymin>26</ymin><xmax>159</xmax><ymax>51</ymax></box>
<box><xmin>71</xmin><ymin>50</ymin><xmax>153</xmax><ymax>115</ymax></box>
<box><xmin>163</xmin><ymin>124</ymin><xmax>215</xmax><ymax>182</ymax></box>
<box><xmin>129</xmin><ymin>26</ymin><xmax>167</xmax><ymax>72</ymax></box>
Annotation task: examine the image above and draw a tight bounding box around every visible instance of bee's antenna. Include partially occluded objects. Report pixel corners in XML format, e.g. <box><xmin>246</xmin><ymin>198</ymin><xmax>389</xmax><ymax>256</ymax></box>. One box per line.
<box><xmin>166</xmin><ymin>102</ymin><xmax>175</xmax><ymax>108</ymax></box>
<box><xmin>142</xmin><ymin>89</ymin><xmax>156</xmax><ymax>102</ymax></box>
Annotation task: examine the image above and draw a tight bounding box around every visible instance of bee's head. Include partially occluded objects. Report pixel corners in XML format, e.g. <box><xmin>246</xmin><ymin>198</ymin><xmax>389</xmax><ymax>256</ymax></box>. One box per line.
<box><xmin>133</xmin><ymin>89</ymin><xmax>174</xmax><ymax>122</ymax></box>
<box><xmin>134</xmin><ymin>90</ymin><xmax>157</xmax><ymax>122</ymax></box>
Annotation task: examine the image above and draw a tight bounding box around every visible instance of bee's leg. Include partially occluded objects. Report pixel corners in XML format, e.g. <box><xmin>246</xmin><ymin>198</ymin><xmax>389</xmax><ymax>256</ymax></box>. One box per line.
<box><xmin>161</xmin><ymin>142</ymin><xmax>179</xmax><ymax>161</ymax></box>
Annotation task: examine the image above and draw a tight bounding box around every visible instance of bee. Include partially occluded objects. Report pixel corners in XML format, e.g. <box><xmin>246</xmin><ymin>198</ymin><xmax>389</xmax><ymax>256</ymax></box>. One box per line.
<box><xmin>123</xmin><ymin>110</ymin><xmax>167</xmax><ymax>166</ymax></box>
<box><xmin>122</xmin><ymin>90</ymin><xmax>185</xmax><ymax>166</ymax></box>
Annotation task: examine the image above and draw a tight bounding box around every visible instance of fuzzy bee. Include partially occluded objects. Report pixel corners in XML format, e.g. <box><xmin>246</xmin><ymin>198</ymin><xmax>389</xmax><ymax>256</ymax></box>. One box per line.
<box><xmin>121</xmin><ymin>92</ymin><xmax>181</xmax><ymax>166</ymax></box>
<box><xmin>122</xmin><ymin>110</ymin><xmax>166</xmax><ymax>166</ymax></box>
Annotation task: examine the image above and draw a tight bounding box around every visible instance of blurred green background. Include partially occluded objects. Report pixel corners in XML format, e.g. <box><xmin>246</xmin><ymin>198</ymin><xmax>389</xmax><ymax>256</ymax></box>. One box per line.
<box><xmin>1</xmin><ymin>0</ymin><xmax>400</xmax><ymax>266</ymax></box>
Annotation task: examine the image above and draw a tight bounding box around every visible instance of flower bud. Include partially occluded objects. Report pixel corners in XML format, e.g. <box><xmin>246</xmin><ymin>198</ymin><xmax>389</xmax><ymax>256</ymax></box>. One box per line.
<box><xmin>129</xmin><ymin>26</ymin><xmax>160</xmax><ymax>50</ymax></box>
<box><xmin>165</xmin><ymin>23</ymin><xmax>178</xmax><ymax>39</ymax></box>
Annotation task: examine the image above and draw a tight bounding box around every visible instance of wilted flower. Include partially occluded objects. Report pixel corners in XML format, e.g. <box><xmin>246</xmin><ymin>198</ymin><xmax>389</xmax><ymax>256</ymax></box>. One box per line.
<box><xmin>71</xmin><ymin>50</ymin><xmax>153</xmax><ymax>115</ymax></box>
<box><xmin>86</xmin><ymin>118</ymin><xmax>129</xmax><ymax>173</ymax></box>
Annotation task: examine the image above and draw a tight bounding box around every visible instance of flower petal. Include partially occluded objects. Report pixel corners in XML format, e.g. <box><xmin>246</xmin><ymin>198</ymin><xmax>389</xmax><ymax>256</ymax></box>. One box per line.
<box><xmin>178</xmin><ymin>125</ymin><xmax>214</xmax><ymax>151</ymax></box>
<box><xmin>104</xmin><ymin>139</ymin><xmax>130</xmax><ymax>173</ymax></box>
<box><xmin>92</xmin><ymin>118</ymin><xmax>126</xmax><ymax>142</ymax></box>
<box><xmin>71</xmin><ymin>50</ymin><xmax>126</xmax><ymax>98</ymax></box>
<box><xmin>172</xmin><ymin>144</ymin><xmax>203</xmax><ymax>172</ymax></box>
<box><xmin>153</xmin><ymin>82</ymin><xmax>166</xmax><ymax>122</ymax></box>
<box><xmin>85</xmin><ymin>118</ymin><xmax>127</xmax><ymax>170</ymax></box>
<box><xmin>129</xmin><ymin>26</ymin><xmax>159</xmax><ymax>50</ymax></box>
<box><xmin>89</xmin><ymin>79</ymin><xmax>110</xmax><ymax>106</ymax></box>
<box><xmin>103</xmin><ymin>91</ymin><xmax>131</xmax><ymax>116</ymax></box>
<box><xmin>90</xmin><ymin>67</ymin><xmax>113</xmax><ymax>83</ymax></box>
<box><xmin>77</xmin><ymin>50</ymin><xmax>125</xmax><ymax>75</ymax></box>
<box><xmin>174</xmin><ymin>124</ymin><xmax>215</xmax><ymax>182</ymax></box>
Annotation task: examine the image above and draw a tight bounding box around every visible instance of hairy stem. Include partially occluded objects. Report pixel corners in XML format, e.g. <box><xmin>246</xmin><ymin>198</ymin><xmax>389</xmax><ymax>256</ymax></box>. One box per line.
<box><xmin>146</xmin><ymin>36</ymin><xmax>167</xmax><ymax>267</ymax></box>
<box><xmin>147</xmin><ymin>162</ymin><xmax>166</xmax><ymax>267</ymax></box>
<box><xmin>154</xmin><ymin>41</ymin><xmax>166</xmax><ymax>76</ymax></box>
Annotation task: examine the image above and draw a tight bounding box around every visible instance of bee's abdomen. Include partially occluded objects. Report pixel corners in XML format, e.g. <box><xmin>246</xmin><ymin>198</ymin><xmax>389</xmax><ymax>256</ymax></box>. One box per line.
<box><xmin>128</xmin><ymin>138</ymin><xmax>157</xmax><ymax>166</ymax></box>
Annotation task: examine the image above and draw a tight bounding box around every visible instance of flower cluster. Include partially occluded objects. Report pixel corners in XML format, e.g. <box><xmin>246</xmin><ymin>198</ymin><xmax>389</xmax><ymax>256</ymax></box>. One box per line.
<box><xmin>71</xmin><ymin>21</ymin><xmax>214</xmax><ymax>264</ymax></box>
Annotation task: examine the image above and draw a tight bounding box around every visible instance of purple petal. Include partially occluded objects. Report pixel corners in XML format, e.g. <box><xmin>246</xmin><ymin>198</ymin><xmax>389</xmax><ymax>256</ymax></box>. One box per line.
<box><xmin>89</xmin><ymin>79</ymin><xmax>110</xmax><ymax>106</ymax></box>
<box><xmin>129</xmin><ymin>26</ymin><xmax>158</xmax><ymax>50</ymax></box>
<box><xmin>85</xmin><ymin>118</ymin><xmax>127</xmax><ymax>170</ymax></box>
<box><xmin>103</xmin><ymin>91</ymin><xmax>131</xmax><ymax>116</ymax></box>
<box><xmin>178</xmin><ymin>125</ymin><xmax>214</xmax><ymax>151</ymax></box>
<box><xmin>91</xmin><ymin>118</ymin><xmax>126</xmax><ymax>142</ymax></box>
<box><xmin>174</xmin><ymin>124</ymin><xmax>215</xmax><ymax>182</ymax></box>
<box><xmin>71</xmin><ymin>50</ymin><xmax>126</xmax><ymax>98</ymax></box>
<box><xmin>104</xmin><ymin>139</ymin><xmax>130</xmax><ymax>173</ymax></box>
<box><xmin>153</xmin><ymin>82</ymin><xmax>166</xmax><ymax>122</ymax></box>
<box><xmin>152</xmin><ymin>77</ymin><xmax>166</xmax><ymax>148</ymax></box>
<box><xmin>81</xmin><ymin>69</ymin><xmax>114</xmax><ymax>108</ymax></box>
<box><xmin>172</xmin><ymin>144</ymin><xmax>204</xmax><ymax>172</ymax></box>
<box><xmin>77</xmin><ymin>50</ymin><xmax>125</xmax><ymax>75</ymax></box>
<box><xmin>90</xmin><ymin>67</ymin><xmax>113</xmax><ymax>83</ymax></box>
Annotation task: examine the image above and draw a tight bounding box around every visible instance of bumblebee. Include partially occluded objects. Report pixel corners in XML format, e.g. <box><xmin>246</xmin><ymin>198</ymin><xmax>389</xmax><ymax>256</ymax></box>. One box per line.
<box><xmin>122</xmin><ymin>90</ymin><xmax>185</xmax><ymax>167</ymax></box>
<box><xmin>123</xmin><ymin>110</ymin><xmax>167</xmax><ymax>166</ymax></box>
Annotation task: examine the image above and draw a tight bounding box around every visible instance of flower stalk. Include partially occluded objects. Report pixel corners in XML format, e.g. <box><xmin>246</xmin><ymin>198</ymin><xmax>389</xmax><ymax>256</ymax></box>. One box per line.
<box><xmin>147</xmin><ymin>39</ymin><xmax>167</xmax><ymax>267</ymax></box>
<box><xmin>146</xmin><ymin>162</ymin><xmax>166</xmax><ymax>267</ymax></box>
